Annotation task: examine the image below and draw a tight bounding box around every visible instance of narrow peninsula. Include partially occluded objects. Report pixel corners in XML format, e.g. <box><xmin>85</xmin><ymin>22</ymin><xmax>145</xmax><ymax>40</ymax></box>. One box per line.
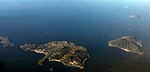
<box><xmin>20</xmin><ymin>41</ymin><xmax>89</xmax><ymax>69</ymax></box>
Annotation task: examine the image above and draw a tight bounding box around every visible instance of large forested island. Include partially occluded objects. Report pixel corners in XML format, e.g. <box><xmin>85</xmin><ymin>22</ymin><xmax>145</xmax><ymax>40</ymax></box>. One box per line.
<box><xmin>108</xmin><ymin>36</ymin><xmax>143</xmax><ymax>55</ymax></box>
<box><xmin>20</xmin><ymin>41</ymin><xmax>89</xmax><ymax>69</ymax></box>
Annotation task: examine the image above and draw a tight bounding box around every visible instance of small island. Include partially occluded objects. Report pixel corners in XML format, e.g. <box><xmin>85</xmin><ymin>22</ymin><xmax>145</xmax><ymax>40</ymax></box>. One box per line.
<box><xmin>128</xmin><ymin>15</ymin><xmax>140</xmax><ymax>19</ymax></box>
<box><xmin>0</xmin><ymin>35</ymin><xmax>14</xmax><ymax>47</ymax></box>
<box><xmin>20</xmin><ymin>41</ymin><xmax>89</xmax><ymax>69</ymax></box>
<box><xmin>108</xmin><ymin>36</ymin><xmax>143</xmax><ymax>55</ymax></box>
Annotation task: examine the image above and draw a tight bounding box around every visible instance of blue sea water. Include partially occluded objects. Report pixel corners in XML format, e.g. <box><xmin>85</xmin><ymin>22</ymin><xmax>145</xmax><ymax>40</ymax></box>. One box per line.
<box><xmin>0</xmin><ymin>0</ymin><xmax>150</xmax><ymax>72</ymax></box>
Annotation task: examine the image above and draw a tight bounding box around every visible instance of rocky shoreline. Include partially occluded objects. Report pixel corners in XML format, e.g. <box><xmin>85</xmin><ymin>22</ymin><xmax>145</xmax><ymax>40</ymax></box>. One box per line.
<box><xmin>20</xmin><ymin>41</ymin><xmax>89</xmax><ymax>69</ymax></box>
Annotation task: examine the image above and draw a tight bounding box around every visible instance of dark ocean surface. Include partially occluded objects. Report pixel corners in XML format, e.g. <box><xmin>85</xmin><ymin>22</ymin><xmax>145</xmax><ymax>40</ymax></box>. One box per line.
<box><xmin>0</xmin><ymin>0</ymin><xmax>150</xmax><ymax>72</ymax></box>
